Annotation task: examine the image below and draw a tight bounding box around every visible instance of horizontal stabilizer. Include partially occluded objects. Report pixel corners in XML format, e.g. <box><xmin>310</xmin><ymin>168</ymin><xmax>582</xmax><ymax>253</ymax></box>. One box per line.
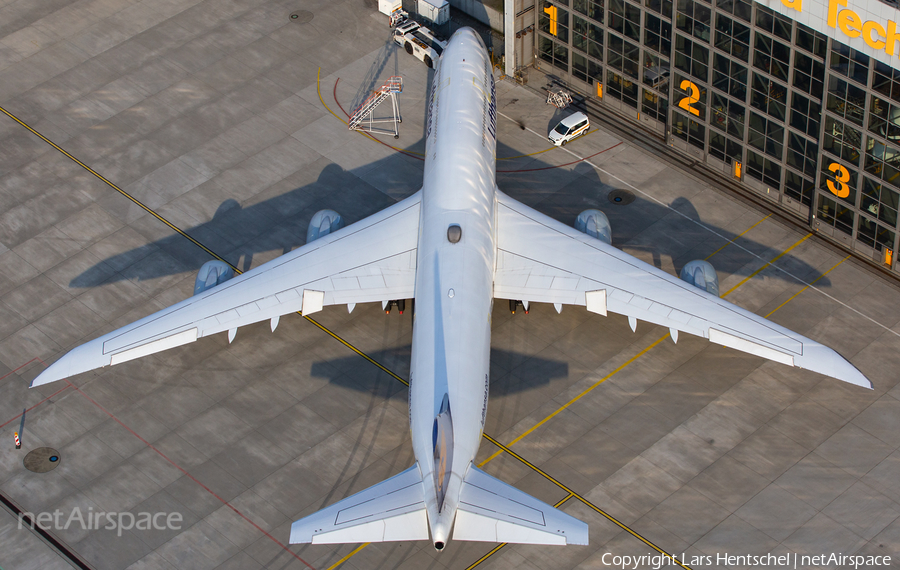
<box><xmin>290</xmin><ymin>464</ymin><xmax>428</xmax><ymax>544</ymax></box>
<box><xmin>453</xmin><ymin>466</ymin><xmax>588</xmax><ymax>545</ymax></box>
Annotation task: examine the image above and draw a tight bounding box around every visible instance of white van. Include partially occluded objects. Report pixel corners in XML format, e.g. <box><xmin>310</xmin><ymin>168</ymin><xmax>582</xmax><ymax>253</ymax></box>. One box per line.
<box><xmin>549</xmin><ymin>111</ymin><xmax>590</xmax><ymax>146</ymax></box>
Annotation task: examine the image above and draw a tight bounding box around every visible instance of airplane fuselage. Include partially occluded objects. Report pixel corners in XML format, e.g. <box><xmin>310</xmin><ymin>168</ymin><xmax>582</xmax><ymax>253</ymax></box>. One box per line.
<box><xmin>409</xmin><ymin>28</ymin><xmax>497</xmax><ymax>549</ymax></box>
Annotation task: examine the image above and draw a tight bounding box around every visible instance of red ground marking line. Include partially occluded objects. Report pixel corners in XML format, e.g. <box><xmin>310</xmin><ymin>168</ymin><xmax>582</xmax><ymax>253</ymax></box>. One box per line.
<box><xmin>0</xmin><ymin>358</ymin><xmax>74</xmax><ymax>431</ymax></box>
<box><xmin>332</xmin><ymin>77</ymin><xmax>624</xmax><ymax>172</ymax></box>
<box><xmin>65</xmin><ymin>380</ymin><xmax>317</xmax><ymax>570</ymax></box>
<box><xmin>0</xmin><ymin>356</ymin><xmax>45</xmax><ymax>382</ymax></box>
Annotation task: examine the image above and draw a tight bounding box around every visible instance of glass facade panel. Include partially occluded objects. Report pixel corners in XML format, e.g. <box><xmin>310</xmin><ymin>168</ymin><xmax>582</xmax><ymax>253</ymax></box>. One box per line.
<box><xmin>607</xmin><ymin>69</ymin><xmax>640</xmax><ymax>107</ymax></box>
<box><xmin>676</xmin><ymin>0</ymin><xmax>711</xmax><ymax>42</ymax></box>
<box><xmin>826</xmin><ymin>76</ymin><xmax>866</xmax><ymax>127</ymax></box>
<box><xmin>672</xmin><ymin>110</ymin><xmax>706</xmax><ymax>148</ymax></box>
<box><xmin>574</xmin><ymin>15</ymin><xmax>604</xmax><ymax>59</ymax></box>
<box><xmin>574</xmin><ymin>0</ymin><xmax>605</xmax><ymax>23</ymax></box>
<box><xmin>790</xmin><ymin>91</ymin><xmax>821</xmax><ymax>138</ymax></box>
<box><xmin>608</xmin><ymin>32</ymin><xmax>640</xmax><ymax>79</ymax></box>
<box><xmin>714</xmin><ymin>14</ymin><xmax>750</xmax><ymax>62</ymax></box>
<box><xmin>610</xmin><ymin>0</ymin><xmax>642</xmax><ymax>41</ymax></box>
<box><xmin>784</xmin><ymin>170</ymin><xmax>815</xmax><ymax>206</ymax></box>
<box><xmin>753</xmin><ymin>32</ymin><xmax>791</xmax><ymax>82</ymax></box>
<box><xmin>712</xmin><ymin>53</ymin><xmax>747</xmax><ymax>101</ymax></box>
<box><xmin>830</xmin><ymin>43</ymin><xmax>870</xmax><ymax>87</ymax></box>
<box><xmin>750</xmin><ymin>73</ymin><xmax>786</xmax><ymax>121</ymax></box>
<box><xmin>573</xmin><ymin>52</ymin><xmax>603</xmax><ymax>84</ymax></box>
<box><xmin>644</xmin><ymin>13</ymin><xmax>672</xmax><ymax>55</ymax></box>
<box><xmin>817</xmin><ymin>194</ymin><xmax>855</xmax><ymax>235</ymax></box>
<box><xmin>823</xmin><ymin>115</ymin><xmax>863</xmax><ymax>166</ymax></box>
<box><xmin>674</xmin><ymin>34</ymin><xmax>708</xmax><ymax>81</ymax></box>
<box><xmin>746</xmin><ymin>149</ymin><xmax>781</xmax><ymax>187</ymax></box>
<box><xmin>864</xmin><ymin>137</ymin><xmax>900</xmax><ymax>192</ymax></box>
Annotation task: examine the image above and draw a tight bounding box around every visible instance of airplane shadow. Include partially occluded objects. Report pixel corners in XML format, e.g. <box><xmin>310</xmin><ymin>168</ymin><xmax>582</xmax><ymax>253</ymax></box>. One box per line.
<box><xmin>70</xmin><ymin>87</ymin><xmax>830</xmax><ymax>291</ymax></box>
<box><xmin>310</xmin><ymin>345</ymin><xmax>566</xmax><ymax>394</ymax></box>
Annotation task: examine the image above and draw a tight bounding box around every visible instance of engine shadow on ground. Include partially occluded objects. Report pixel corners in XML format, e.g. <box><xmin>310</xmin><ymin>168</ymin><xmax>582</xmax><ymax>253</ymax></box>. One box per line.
<box><xmin>70</xmin><ymin>135</ymin><xmax>830</xmax><ymax>291</ymax></box>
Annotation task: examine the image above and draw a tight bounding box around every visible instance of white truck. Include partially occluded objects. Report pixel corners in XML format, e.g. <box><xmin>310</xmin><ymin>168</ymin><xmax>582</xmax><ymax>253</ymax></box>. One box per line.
<box><xmin>393</xmin><ymin>20</ymin><xmax>447</xmax><ymax>68</ymax></box>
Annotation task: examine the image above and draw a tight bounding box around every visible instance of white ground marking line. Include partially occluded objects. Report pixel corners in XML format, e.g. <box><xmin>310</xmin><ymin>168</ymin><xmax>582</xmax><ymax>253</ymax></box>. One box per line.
<box><xmin>499</xmin><ymin>110</ymin><xmax>900</xmax><ymax>340</ymax></box>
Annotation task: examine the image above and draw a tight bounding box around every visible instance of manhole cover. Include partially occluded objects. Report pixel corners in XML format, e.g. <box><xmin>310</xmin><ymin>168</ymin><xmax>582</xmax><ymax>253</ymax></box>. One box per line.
<box><xmin>289</xmin><ymin>10</ymin><xmax>313</xmax><ymax>23</ymax></box>
<box><xmin>24</xmin><ymin>447</ymin><xmax>60</xmax><ymax>473</ymax></box>
<box><xmin>607</xmin><ymin>189</ymin><xmax>635</xmax><ymax>205</ymax></box>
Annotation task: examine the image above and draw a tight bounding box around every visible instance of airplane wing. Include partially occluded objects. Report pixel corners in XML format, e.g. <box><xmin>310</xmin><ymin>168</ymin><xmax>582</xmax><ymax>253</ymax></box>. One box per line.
<box><xmin>32</xmin><ymin>191</ymin><xmax>422</xmax><ymax>387</ymax></box>
<box><xmin>492</xmin><ymin>190</ymin><xmax>871</xmax><ymax>388</ymax></box>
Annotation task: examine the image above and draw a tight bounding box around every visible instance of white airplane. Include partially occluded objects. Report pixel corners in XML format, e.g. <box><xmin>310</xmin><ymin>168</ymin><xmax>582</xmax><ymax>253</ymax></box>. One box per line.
<box><xmin>33</xmin><ymin>28</ymin><xmax>870</xmax><ymax>550</ymax></box>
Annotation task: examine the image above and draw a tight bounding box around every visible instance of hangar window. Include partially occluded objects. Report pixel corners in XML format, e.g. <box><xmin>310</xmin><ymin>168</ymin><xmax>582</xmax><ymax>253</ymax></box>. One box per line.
<box><xmin>827</xmin><ymin>77</ymin><xmax>866</xmax><ymax>127</ymax></box>
<box><xmin>711</xmin><ymin>92</ymin><xmax>745</xmax><ymax>139</ymax></box>
<box><xmin>868</xmin><ymin>96</ymin><xmax>900</xmax><ymax>143</ymax></box>
<box><xmin>786</xmin><ymin>132</ymin><xmax>818</xmax><ymax>178</ymax></box>
<box><xmin>753</xmin><ymin>33</ymin><xmax>791</xmax><ymax>83</ymax></box>
<box><xmin>750</xmin><ymin>73</ymin><xmax>786</xmax><ymax>121</ymax></box>
<box><xmin>755</xmin><ymin>5</ymin><xmax>792</xmax><ymax>42</ymax></box>
<box><xmin>708</xmin><ymin>130</ymin><xmax>742</xmax><ymax>164</ymax></box>
<box><xmin>574</xmin><ymin>16</ymin><xmax>604</xmax><ymax>59</ymax></box>
<box><xmin>794</xmin><ymin>22</ymin><xmax>827</xmax><ymax>59</ymax></box>
<box><xmin>823</xmin><ymin>116</ymin><xmax>862</xmax><ymax>167</ymax></box>
<box><xmin>608</xmin><ymin>33</ymin><xmax>640</xmax><ymax>79</ymax></box>
<box><xmin>712</xmin><ymin>54</ymin><xmax>747</xmax><ymax>101</ymax></box>
<box><xmin>644</xmin><ymin>0</ymin><xmax>673</xmax><ymax>17</ymax></box>
<box><xmin>674</xmin><ymin>34</ymin><xmax>709</xmax><ymax>82</ymax></box>
<box><xmin>784</xmin><ymin>170</ymin><xmax>814</xmax><ymax>206</ymax></box>
<box><xmin>748</xmin><ymin>111</ymin><xmax>784</xmax><ymax>160</ymax></box>
<box><xmin>574</xmin><ymin>0</ymin><xmax>604</xmax><ymax>23</ymax></box>
<box><xmin>642</xmin><ymin>88</ymin><xmax>668</xmax><ymax>122</ymax></box>
<box><xmin>864</xmin><ymin>137</ymin><xmax>900</xmax><ymax>192</ymax></box>
<box><xmin>857</xmin><ymin>215</ymin><xmax>896</xmax><ymax>252</ymax></box>
<box><xmin>790</xmin><ymin>92</ymin><xmax>821</xmax><ymax>138</ymax></box>
<box><xmin>573</xmin><ymin>53</ymin><xmax>603</xmax><ymax>84</ymax></box>
<box><xmin>817</xmin><ymin>194</ymin><xmax>855</xmax><ymax>236</ymax></box>
<box><xmin>672</xmin><ymin>110</ymin><xmax>706</xmax><ymax>149</ymax></box>
<box><xmin>607</xmin><ymin>69</ymin><xmax>639</xmax><ymax>108</ymax></box>
<box><xmin>714</xmin><ymin>14</ymin><xmax>750</xmax><ymax>62</ymax></box>
<box><xmin>609</xmin><ymin>0</ymin><xmax>642</xmax><ymax>41</ymax></box>
<box><xmin>746</xmin><ymin>150</ymin><xmax>781</xmax><ymax>187</ymax></box>
<box><xmin>676</xmin><ymin>0</ymin><xmax>711</xmax><ymax>43</ymax></box>
<box><xmin>830</xmin><ymin>42</ymin><xmax>870</xmax><ymax>88</ymax></box>
<box><xmin>540</xmin><ymin>2</ymin><xmax>570</xmax><ymax>42</ymax></box>
<box><xmin>862</xmin><ymin>177</ymin><xmax>900</xmax><ymax>227</ymax></box>
<box><xmin>793</xmin><ymin>51</ymin><xmax>825</xmax><ymax>99</ymax></box>
<box><xmin>644</xmin><ymin>13</ymin><xmax>672</xmax><ymax>55</ymax></box>
<box><xmin>539</xmin><ymin>35</ymin><xmax>570</xmax><ymax>71</ymax></box>
<box><xmin>873</xmin><ymin>61</ymin><xmax>900</xmax><ymax>105</ymax></box>
<box><xmin>715</xmin><ymin>0</ymin><xmax>751</xmax><ymax>22</ymax></box>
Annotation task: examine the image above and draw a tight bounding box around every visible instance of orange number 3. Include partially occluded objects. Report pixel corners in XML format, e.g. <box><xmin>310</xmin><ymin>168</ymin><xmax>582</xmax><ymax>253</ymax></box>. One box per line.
<box><xmin>827</xmin><ymin>162</ymin><xmax>851</xmax><ymax>199</ymax></box>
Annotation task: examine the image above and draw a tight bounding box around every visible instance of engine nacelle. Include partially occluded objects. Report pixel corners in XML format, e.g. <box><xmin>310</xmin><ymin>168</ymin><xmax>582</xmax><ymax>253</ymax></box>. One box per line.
<box><xmin>194</xmin><ymin>260</ymin><xmax>235</xmax><ymax>295</ymax></box>
<box><xmin>575</xmin><ymin>209</ymin><xmax>612</xmax><ymax>245</ymax></box>
<box><xmin>307</xmin><ymin>209</ymin><xmax>344</xmax><ymax>243</ymax></box>
<box><xmin>680</xmin><ymin>260</ymin><xmax>719</xmax><ymax>297</ymax></box>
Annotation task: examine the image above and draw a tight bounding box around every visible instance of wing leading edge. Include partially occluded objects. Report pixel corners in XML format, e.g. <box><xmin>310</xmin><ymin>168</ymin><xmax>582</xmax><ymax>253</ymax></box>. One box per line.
<box><xmin>32</xmin><ymin>191</ymin><xmax>423</xmax><ymax>387</ymax></box>
<box><xmin>493</xmin><ymin>191</ymin><xmax>870</xmax><ymax>389</ymax></box>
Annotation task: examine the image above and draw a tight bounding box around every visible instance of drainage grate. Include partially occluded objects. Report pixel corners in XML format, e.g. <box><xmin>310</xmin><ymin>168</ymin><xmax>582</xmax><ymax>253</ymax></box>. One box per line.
<box><xmin>607</xmin><ymin>189</ymin><xmax>635</xmax><ymax>205</ymax></box>
<box><xmin>24</xmin><ymin>447</ymin><xmax>60</xmax><ymax>473</ymax></box>
<box><xmin>289</xmin><ymin>10</ymin><xmax>313</xmax><ymax>23</ymax></box>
